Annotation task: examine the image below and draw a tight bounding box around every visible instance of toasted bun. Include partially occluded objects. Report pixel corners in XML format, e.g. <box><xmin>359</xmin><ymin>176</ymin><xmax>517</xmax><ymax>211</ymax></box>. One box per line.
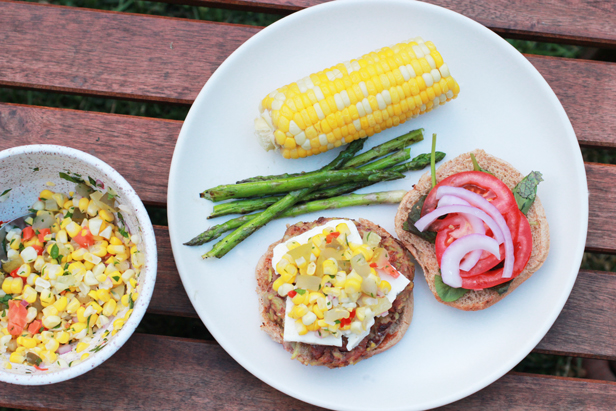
<box><xmin>256</xmin><ymin>217</ymin><xmax>414</xmax><ymax>368</ymax></box>
<box><xmin>394</xmin><ymin>150</ymin><xmax>550</xmax><ymax>311</ymax></box>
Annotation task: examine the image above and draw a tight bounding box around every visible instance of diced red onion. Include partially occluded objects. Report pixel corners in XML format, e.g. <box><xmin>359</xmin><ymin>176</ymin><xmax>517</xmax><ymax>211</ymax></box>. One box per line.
<box><xmin>436</xmin><ymin>186</ymin><xmax>515</xmax><ymax>278</ymax></box>
<box><xmin>437</xmin><ymin>195</ymin><xmax>485</xmax><ymax>271</ymax></box>
<box><xmin>441</xmin><ymin>234</ymin><xmax>501</xmax><ymax>288</ymax></box>
<box><xmin>57</xmin><ymin>343</ymin><xmax>75</xmax><ymax>355</ymax></box>
<box><xmin>20</xmin><ymin>300</ymin><xmax>29</xmax><ymax>307</ymax></box>
<box><xmin>414</xmin><ymin>205</ymin><xmax>504</xmax><ymax>243</ymax></box>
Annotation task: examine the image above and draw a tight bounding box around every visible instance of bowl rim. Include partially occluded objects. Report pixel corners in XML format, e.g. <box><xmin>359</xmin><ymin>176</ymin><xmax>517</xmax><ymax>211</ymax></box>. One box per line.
<box><xmin>0</xmin><ymin>144</ymin><xmax>157</xmax><ymax>385</ymax></box>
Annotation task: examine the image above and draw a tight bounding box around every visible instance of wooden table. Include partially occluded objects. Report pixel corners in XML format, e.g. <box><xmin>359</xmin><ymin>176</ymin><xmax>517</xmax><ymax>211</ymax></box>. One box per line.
<box><xmin>1</xmin><ymin>0</ymin><xmax>615</xmax><ymax>409</ymax></box>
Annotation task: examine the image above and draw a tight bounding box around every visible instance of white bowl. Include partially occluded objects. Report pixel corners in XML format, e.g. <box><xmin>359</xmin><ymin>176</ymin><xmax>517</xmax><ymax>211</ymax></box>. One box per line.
<box><xmin>0</xmin><ymin>144</ymin><xmax>157</xmax><ymax>385</ymax></box>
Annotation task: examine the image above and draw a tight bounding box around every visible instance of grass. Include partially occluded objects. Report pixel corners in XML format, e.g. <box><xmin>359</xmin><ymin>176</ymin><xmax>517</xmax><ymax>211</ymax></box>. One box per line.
<box><xmin>1</xmin><ymin>1</ymin><xmax>615</xmax><ymax>404</ymax></box>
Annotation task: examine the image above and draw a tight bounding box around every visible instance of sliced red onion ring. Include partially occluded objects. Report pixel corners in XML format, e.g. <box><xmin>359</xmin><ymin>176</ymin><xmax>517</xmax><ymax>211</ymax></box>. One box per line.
<box><xmin>437</xmin><ymin>194</ymin><xmax>471</xmax><ymax>207</ymax></box>
<box><xmin>441</xmin><ymin>234</ymin><xmax>501</xmax><ymax>288</ymax></box>
<box><xmin>414</xmin><ymin>205</ymin><xmax>504</xmax><ymax>243</ymax></box>
<box><xmin>437</xmin><ymin>195</ymin><xmax>485</xmax><ymax>271</ymax></box>
<box><xmin>436</xmin><ymin>186</ymin><xmax>515</xmax><ymax>278</ymax></box>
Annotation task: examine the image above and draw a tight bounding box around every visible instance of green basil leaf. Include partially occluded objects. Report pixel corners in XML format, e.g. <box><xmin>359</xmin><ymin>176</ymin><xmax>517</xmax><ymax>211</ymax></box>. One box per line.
<box><xmin>403</xmin><ymin>195</ymin><xmax>437</xmax><ymax>243</ymax></box>
<box><xmin>434</xmin><ymin>275</ymin><xmax>468</xmax><ymax>302</ymax></box>
<box><xmin>488</xmin><ymin>280</ymin><xmax>513</xmax><ymax>295</ymax></box>
<box><xmin>50</xmin><ymin>244</ymin><xmax>59</xmax><ymax>260</ymax></box>
<box><xmin>514</xmin><ymin>171</ymin><xmax>543</xmax><ymax>215</ymax></box>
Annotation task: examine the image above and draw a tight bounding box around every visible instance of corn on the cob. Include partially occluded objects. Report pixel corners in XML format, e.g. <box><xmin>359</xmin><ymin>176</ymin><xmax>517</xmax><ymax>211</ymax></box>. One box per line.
<box><xmin>255</xmin><ymin>37</ymin><xmax>460</xmax><ymax>159</ymax></box>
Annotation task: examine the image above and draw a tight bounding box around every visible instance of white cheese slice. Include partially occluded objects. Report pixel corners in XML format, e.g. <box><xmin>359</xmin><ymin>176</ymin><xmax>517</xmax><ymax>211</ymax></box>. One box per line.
<box><xmin>275</xmin><ymin>220</ymin><xmax>411</xmax><ymax>350</ymax></box>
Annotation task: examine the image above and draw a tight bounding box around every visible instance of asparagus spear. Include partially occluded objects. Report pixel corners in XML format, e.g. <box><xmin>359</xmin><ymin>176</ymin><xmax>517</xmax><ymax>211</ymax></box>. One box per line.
<box><xmin>342</xmin><ymin>128</ymin><xmax>423</xmax><ymax>168</ymax></box>
<box><xmin>201</xmin><ymin>169</ymin><xmax>404</xmax><ymax>202</ymax></box>
<box><xmin>236</xmin><ymin>128</ymin><xmax>423</xmax><ymax>183</ymax></box>
<box><xmin>185</xmin><ymin>190</ymin><xmax>406</xmax><ymax>246</ymax></box>
<box><xmin>208</xmin><ymin>150</ymin><xmax>440</xmax><ymax>218</ymax></box>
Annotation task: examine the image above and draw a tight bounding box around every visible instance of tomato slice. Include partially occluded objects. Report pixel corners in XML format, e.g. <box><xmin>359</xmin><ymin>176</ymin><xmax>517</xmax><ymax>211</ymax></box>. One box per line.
<box><xmin>461</xmin><ymin>209</ymin><xmax>532</xmax><ymax>289</ymax></box>
<box><xmin>426</xmin><ymin>171</ymin><xmax>533</xmax><ymax>290</ymax></box>
<box><xmin>422</xmin><ymin>171</ymin><xmax>518</xmax><ymax>218</ymax></box>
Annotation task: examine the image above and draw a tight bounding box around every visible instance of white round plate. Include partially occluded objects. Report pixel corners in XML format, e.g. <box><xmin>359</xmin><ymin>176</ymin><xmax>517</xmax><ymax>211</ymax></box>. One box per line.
<box><xmin>167</xmin><ymin>1</ymin><xmax>588</xmax><ymax>409</ymax></box>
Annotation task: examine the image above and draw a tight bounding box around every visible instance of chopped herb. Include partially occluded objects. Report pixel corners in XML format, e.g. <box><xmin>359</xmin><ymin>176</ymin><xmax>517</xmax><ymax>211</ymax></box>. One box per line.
<box><xmin>50</xmin><ymin>244</ymin><xmax>59</xmax><ymax>259</ymax></box>
<box><xmin>39</xmin><ymin>327</ymin><xmax>44</xmax><ymax>333</ymax></box>
<box><xmin>34</xmin><ymin>229</ymin><xmax>40</xmax><ymax>235</ymax></box>
<box><xmin>488</xmin><ymin>280</ymin><xmax>513</xmax><ymax>295</ymax></box>
<box><xmin>0</xmin><ymin>294</ymin><xmax>13</xmax><ymax>305</ymax></box>
<box><xmin>59</xmin><ymin>172</ymin><xmax>84</xmax><ymax>184</ymax></box>
<box><xmin>107</xmin><ymin>188</ymin><xmax>118</xmax><ymax>201</ymax></box>
<box><xmin>112</xmin><ymin>276</ymin><xmax>120</xmax><ymax>281</ymax></box>
<box><xmin>88</xmin><ymin>176</ymin><xmax>97</xmax><ymax>186</ymax></box>
<box><xmin>128</xmin><ymin>293</ymin><xmax>134</xmax><ymax>309</ymax></box>
<box><xmin>32</xmin><ymin>167</ymin><xmax>39</xmax><ymax>172</ymax></box>
<box><xmin>118</xmin><ymin>227</ymin><xmax>129</xmax><ymax>238</ymax></box>
<box><xmin>18</xmin><ymin>243</ymin><xmax>24</xmax><ymax>251</ymax></box>
<box><xmin>117</xmin><ymin>212</ymin><xmax>126</xmax><ymax>227</ymax></box>
<box><xmin>0</xmin><ymin>188</ymin><xmax>12</xmax><ymax>197</ymax></box>
<box><xmin>28</xmin><ymin>208</ymin><xmax>37</xmax><ymax>213</ymax></box>
<box><xmin>295</xmin><ymin>289</ymin><xmax>306</xmax><ymax>295</ymax></box>
<box><xmin>371</xmin><ymin>293</ymin><xmax>374</xmax><ymax>297</ymax></box>
<box><xmin>64</xmin><ymin>263</ymin><xmax>69</xmax><ymax>270</ymax></box>
<box><xmin>69</xmin><ymin>361</ymin><xmax>74</xmax><ymax>367</ymax></box>
<box><xmin>65</xmin><ymin>208</ymin><xmax>74</xmax><ymax>219</ymax></box>
<box><xmin>334</xmin><ymin>320</ymin><xmax>341</xmax><ymax>324</ymax></box>
<box><xmin>86</xmin><ymin>315</ymin><xmax>92</xmax><ymax>331</ymax></box>
<box><xmin>52</xmin><ymin>322</ymin><xmax>62</xmax><ymax>329</ymax></box>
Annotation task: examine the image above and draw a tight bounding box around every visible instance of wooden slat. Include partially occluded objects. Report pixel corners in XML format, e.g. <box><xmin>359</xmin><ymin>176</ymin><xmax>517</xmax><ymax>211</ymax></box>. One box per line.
<box><xmin>0</xmin><ymin>103</ymin><xmax>180</xmax><ymax>206</ymax></box>
<box><xmin>1</xmin><ymin>2</ymin><xmax>616</xmax><ymax>148</ymax></box>
<box><xmin>0</xmin><ymin>0</ymin><xmax>259</xmax><ymax>104</ymax></box>
<box><xmin>0</xmin><ymin>333</ymin><xmax>614</xmax><ymax>410</ymax></box>
<box><xmin>2</xmin><ymin>104</ymin><xmax>616</xmax><ymax>252</ymax></box>
<box><xmin>536</xmin><ymin>270</ymin><xmax>616</xmax><ymax>360</ymax></box>
<box><xmin>151</xmin><ymin>226</ymin><xmax>198</xmax><ymax>317</ymax></box>
<box><xmin>586</xmin><ymin>163</ymin><xmax>616</xmax><ymax>254</ymax></box>
<box><xmin>162</xmin><ymin>0</ymin><xmax>616</xmax><ymax>49</ymax></box>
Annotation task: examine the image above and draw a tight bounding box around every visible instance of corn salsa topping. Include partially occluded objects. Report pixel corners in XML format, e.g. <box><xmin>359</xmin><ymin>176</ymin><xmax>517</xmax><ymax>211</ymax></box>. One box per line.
<box><xmin>272</xmin><ymin>219</ymin><xmax>410</xmax><ymax>350</ymax></box>
<box><xmin>0</xmin><ymin>183</ymin><xmax>144</xmax><ymax>370</ymax></box>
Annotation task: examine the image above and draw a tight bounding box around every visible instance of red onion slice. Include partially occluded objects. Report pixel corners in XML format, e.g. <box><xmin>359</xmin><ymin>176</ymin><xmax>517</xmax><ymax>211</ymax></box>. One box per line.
<box><xmin>441</xmin><ymin>234</ymin><xmax>501</xmax><ymax>288</ymax></box>
<box><xmin>436</xmin><ymin>186</ymin><xmax>515</xmax><ymax>278</ymax></box>
<box><xmin>414</xmin><ymin>205</ymin><xmax>504</xmax><ymax>243</ymax></box>
<box><xmin>437</xmin><ymin>195</ymin><xmax>485</xmax><ymax>271</ymax></box>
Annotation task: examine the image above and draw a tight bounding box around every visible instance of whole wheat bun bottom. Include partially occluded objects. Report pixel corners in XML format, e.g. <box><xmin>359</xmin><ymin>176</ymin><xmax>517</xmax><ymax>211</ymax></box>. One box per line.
<box><xmin>256</xmin><ymin>217</ymin><xmax>414</xmax><ymax>367</ymax></box>
<box><xmin>394</xmin><ymin>149</ymin><xmax>550</xmax><ymax>311</ymax></box>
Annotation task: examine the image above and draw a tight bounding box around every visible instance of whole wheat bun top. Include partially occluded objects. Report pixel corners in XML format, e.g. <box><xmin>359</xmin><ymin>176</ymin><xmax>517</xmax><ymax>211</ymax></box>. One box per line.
<box><xmin>256</xmin><ymin>217</ymin><xmax>414</xmax><ymax>368</ymax></box>
<box><xmin>394</xmin><ymin>149</ymin><xmax>550</xmax><ymax>311</ymax></box>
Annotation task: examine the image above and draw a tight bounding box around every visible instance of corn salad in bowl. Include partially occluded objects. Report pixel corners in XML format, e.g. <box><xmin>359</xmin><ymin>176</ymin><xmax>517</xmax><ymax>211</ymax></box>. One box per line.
<box><xmin>0</xmin><ymin>145</ymin><xmax>156</xmax><ymax>385</ymax></box>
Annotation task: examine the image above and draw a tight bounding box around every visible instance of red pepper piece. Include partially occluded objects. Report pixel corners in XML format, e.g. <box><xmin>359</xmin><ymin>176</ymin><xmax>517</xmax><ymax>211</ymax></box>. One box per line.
<box><xmin>37</xmin><ymin>228</ymin><xmax>51</xmax><ymax>243</ymax></box>
<box><xmin>325</xmin><ymin>231</ymin><xmax>340</xmax><ymax>244</ymax></box>
<box><xmin>287</xmin><ymin>290</ymin><xmax>297</xmax><ymax>298</ymax></box>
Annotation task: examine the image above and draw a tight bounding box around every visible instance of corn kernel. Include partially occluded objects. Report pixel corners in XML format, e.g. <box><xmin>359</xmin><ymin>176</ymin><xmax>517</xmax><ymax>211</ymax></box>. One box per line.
<box><xmin>45</xmin><ymin>338</ymin><xmax>60</xmax><ymax>352</ymax></box>
<box><xmin>66</xmin><ymin>298</ymin><xmax>81</xmax><ymax>314</ymax></box>
<box><xmin>77</xmin><ymin>306</ymin><xmax>87</xmax><ymax>323</ymax></box>
<box><xmin>295</xmin><ymin>320</ymin><xmax>308</xmax><ymax>336</ymax></box>
<box><xmin>10</xmin><ymin>278</ymin><xmax>23</xmax><ymax>294</ymax></box>
<box><xmin>113</xmin><ymin>318</ymin><xmax>125</xmax><ymax>331</ymax></box>
<box><xmin>89</xmin><ymin>301</ymin><xmax>103</xmax><ymax>314</ymax></box>
<box><xmin>2</xmin><ymin>278</ymin><xmax>13</xmax><ymax>294</ymax></box>
<box><xmin>102</xmin><ymin>299</ymin><xmax>116</xmax><ymax>317</ymax></box>
<box><xmin>65</xmin><ymin>221</ymin><xmax>81</xmax><ymax>238</ymax></box>
<box><xmin>56</xmin><ymin>230</ymin><xmax>68</xmax><ymax>244</ymax></box>
<box><xmin>98</xmin><ymin>209</ymin><xmax>114</xmax><ymax>223</ymax></box>
<box><xmin>56</xmin><ymin>331</ymin><xmax>70</xmax><ymax>344</ymax></box>
<box><xmin>39</xmin><ymin>189</ymin><xmax>54</xmax><ymax>200</ymax></box>
<box><xmin>121</xmin><ymin>294</ymin><xmax>130</xmax><ymax>307</ymax></box>
<box><xmin>71</xmin><ymin>322</ymin><xmax>87</xmax><ymax>334</ymax></box>
<box><xmin>78</xmin><ymin>197</ymin><xmax>89</xmax><ymax>213</ymax></box>
<box><xmin>9</xmin><ymin>353</ymin><xmax>24</xmax><ymax>364</ymax></box>
<box><xmin>109</xmin><ymin>236</ymin><xmax>123</xmax><ymax>246</ymax></box>
<box><xmin>53</xmin><ymin>296</ymin><xmax>68</xmax><ymax>312</ymax></box>
<box><xmin>97</xmin><ymin>289</ymin><xmax>111</xmax><ymax>303</ymax></box>
<box><xmin>81</xmin><ymin>353</ymin><xmax>90</xmax><ymax>360</ymax></box>
<box><xmin>76</xmin><ymin>342</ymin><xmax>89</xmax><ymax>353</ymax></box>
<box><xmin>22</xmin><ymin>285</ymin><xmax>38</xmax><ymax>304</ymax></box>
